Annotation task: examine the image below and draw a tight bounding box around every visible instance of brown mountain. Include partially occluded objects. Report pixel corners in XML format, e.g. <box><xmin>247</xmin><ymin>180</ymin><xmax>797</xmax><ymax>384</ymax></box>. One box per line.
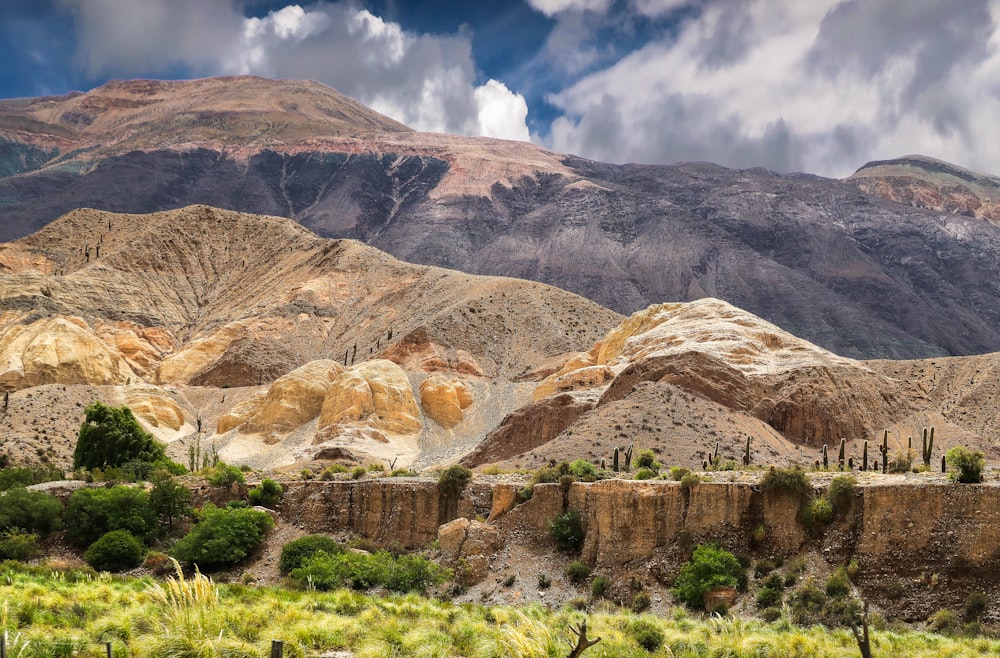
<box><xmin>4</xmin><ymin>77</ymin><xmax>1000</xmax><ymax>359</ymax></box>
<box><xmin>848</xmin><ymin>155</ymin><xmax>1000</xmax><ymax>224</ymax></box>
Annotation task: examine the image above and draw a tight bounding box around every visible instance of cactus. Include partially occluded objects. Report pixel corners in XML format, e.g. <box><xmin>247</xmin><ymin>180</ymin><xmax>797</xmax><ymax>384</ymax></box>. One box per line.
<box><xmin>877</xmin><ymin>429</ymin><xmax>890</xmax><ymax>473</ymax></box>
<box><xmin>838</xmin><ymin>438</ymin><xmax>846</xmax><ymax>469</ymax></box>
<box><xmin>862</xmin><ymin>440</ymin><xmax>869</xmax><ymax>472</ymax></box>
<box><xmin>922</xmin><ymin>426</ymin><xmax>934</xmax><ymax>468</ymax></box>
<box><xmin>613</xmin><ymin>448</ymin><xmax>620</xmax><ymax>472</ymax></box>
<box><xmin>942</xmin><ymin>454</ymin><xmax>947</xmax><ymax>473</ymax></box>
<box><xmin>743</xmin><ymin>436</ymin><xmax>751</xmax><ymax>467</ymax></box>
<box><xmin>907</xmin><ymin>435</ymin><xmax>912</xmax><ymax>452</ymax></box>
<box><xmin>822</xmin><ymin>444</ymin><xmax>828</xmax><ymax>469</ymax></box>
<box><xmin>601</xmin><ymin>458</ymin><xmax>606</xmax><ymax>470</ymax></box>
<box><xmin>624</xmin><ymin>443</ymin><xmax>634</xmax><ymax>470</ymax></box>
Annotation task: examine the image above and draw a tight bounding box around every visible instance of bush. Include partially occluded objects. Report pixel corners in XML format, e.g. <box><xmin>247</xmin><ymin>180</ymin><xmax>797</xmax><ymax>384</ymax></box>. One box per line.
<box><xmin>548</xmin><ymin>511</ymin><xmax>585</xmax><ymax>552</ymax></box>
<box><xmin>567</xmin><ymin>459</ymin><xmax>596</xmax><ymax>478</ymax></box>
<box><xmin>800</xmin><ymin>496</ymin><xmax>833</xmax><ymax>533</ymax></box>
<box><xmin>565</xmin><ymin>560</ymin><xmax>591</xmax><ymax>584</ymax></box>
<box><xmin>671</xmin><ymin>543</ymin><xmax>743</xmax><ymax>609</ymax></box>
<box><xmin>628</xmin><ymin>617</ymin><xmax>664</xmax><ymax>652</ymax></box>
<box><xmin>247</xmin><ymin>479</ymin><xmax>283</xmax><ymax>507</ymax></box>
<box><xmin>927</xmin><ymin>608</ymin><xmax>960</xmax><ymax>634</ymax></box>
<box><xmin>761</xmin><ymin>607</ymin><xmax>782</xmax><ymax>623</ymax></box>
<box><xmin>208</xmin><ymin>463</ymin><xmax>245</xmax><ymax>487</ymax></box>
<box><xmin>946</xmin><ymin>446</ymin><xmax>985</xmax><ymax>483</ymax></box>
<box><xmin>66</xmin><ymin>485</ymin><xmax>155</xmax><ymax>546</ymax></box>
<box><xmin>149</xmin><ymin>475</ymin><xmax>192</xmax><ymax>531</ymax></box>
<box><xmin>290</xmin><ymin>550</ymin><xmax>446</xmax><ymax>593</ymax></box>
<box><xmin>438</xmin><ymin>464</ymin><xmax>472</xmax><ymax>497</ymax></box>
<box><xmin>634</xmin><ymin>467</ymin><xmax>655</xmax><ymax>480</ymax></box>
<box><xmin>0</xmin><ymin>487</ymin><xmax>62</xmax><ymax>535</ymax></box>
<box><xmin>537</xmin><ymin>573</ymin><xmax>552</xmax><ymax>589</ymax></box>
<box><xmin>756</xmin><ymin>587</ymin><xmax>782</xmax><ymax>608</ymax></box>
<box><xmin>320</xmin><ymin>464</ymin><xmax>349</xmax><ymax>480</ymax></box>
<box><xmin>635</xmin><ymin>449</ymin><xmax>660</xmax><ymax>472</ymax></box>
<box><xmin>84</xmin><ymin>530</ymin><xmax>144</xmax><ymax>572</ymax></box>
<box><xmin>669</xmin><ymin>466</ymin><xmax>691</xmax><ymax>481</ymax></box>
<box><xmin>827</xmin><ymin>474</ymin><xmax>856</xmax><ymax>512</ymax></box>
<box><xmin>0</xmin><ymin>464</ymin><xmax>64</xmax><ymax>491</ymax></box>
<box><xmin>73</xmin><ymin>402</ymin><xmax>170</xmax><ymax>470</ymax></box>
<box><xmin>825</xmin><ymin>568</ymin><xmax>851</xmax><ymax>598</ymax></box>
<box><xmin>679</xmin><ymin>472</ymin><xmax>702</xmax><ymax>490</ymax></box>
<box><xmin>631</xmin><ymin>591</ymin><xmax>651</xmax><ymax>613</ymax></box>
<box><xmin>0</xmin><ymin>528</ymin><xmax>40</xmax><ymax>560</ymax></box>
<box><xmin>279</xmin><ymin>534</ymin><xmax>343</xmax><ymax>574</ymax></box>
<box><xmin>170</xmin><ymin>503</ymin><xmax>274</xmax><ymax>569</ymax></box>
<box><xmin>760</xmin><ymin>466</ymin><xmax>812</xmax><ymax>499</ymax></box>
<box><xmin>591</xmin><ymin>575</ymin><xmax>609</xmax><ymax>598</ymax></box>
<box><xmin>964</xmin><ymin>591</ymin><xmax>989</xmax><ymax>621</ymax></box>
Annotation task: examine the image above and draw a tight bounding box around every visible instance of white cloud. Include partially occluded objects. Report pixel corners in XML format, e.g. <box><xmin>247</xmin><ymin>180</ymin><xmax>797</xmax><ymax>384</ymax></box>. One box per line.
<box><xmin>526</xmin><ymin>0</ymin><xmax>615</xmax><ymax>17</ymax></box>
<box><xmin>546</xmin><ymin>0</ymin><xmax>1000</xmax><ymax>177</ymax></box>
<box><xmin>59</xmin><ymin>0</ymin><xmax>530</xmax><ymax>142</ymax></box>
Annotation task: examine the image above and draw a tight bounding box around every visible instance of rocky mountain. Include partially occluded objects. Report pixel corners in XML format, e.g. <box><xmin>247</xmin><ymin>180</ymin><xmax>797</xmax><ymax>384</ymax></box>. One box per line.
<box><xmin>848</xmin><ymin>155</ymin><xmax>1000</xmax><ymax>223</ymax></box>
<box><xmin>4</xmin><ymin>78</ymin><xmax>1000</xmax><ymax>359</ymax></box>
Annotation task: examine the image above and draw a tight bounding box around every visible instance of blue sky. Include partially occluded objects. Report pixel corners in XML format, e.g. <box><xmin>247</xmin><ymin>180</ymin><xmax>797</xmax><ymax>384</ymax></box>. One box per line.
<box><xmin>2</xmin><ymin>1</ymin><xmax>999</xmax><ymax>178</ymax></box>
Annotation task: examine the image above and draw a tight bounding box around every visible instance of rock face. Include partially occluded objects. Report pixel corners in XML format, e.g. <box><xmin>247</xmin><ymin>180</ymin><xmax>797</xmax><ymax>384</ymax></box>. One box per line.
<box><xmin>233</xmin><ymin>360</ymin><xmax>344</xmax><ymax>435</ymax></box>
<box><xmin>848</xmin><ymin>155</ymin><xmax>1000</xmax><ymax>224</ymax></box>
<box><xmin>4</xmin><ymin>78</ymin><xmax>1000</xmax><ymax>358</ymax></box>
<box><xmin>318</xmin><ymin>360</ymin><xmax>421</xmax><ymax>435</ymax></box>
<box><xmin>436</xmin><ymin>517</ymin><xmax>502</xmax><ymax>585</ymax></box>
<box><xmin>419</xmin><ymin>374</ymin><xmax>473</xmax><ymax>428</ymax></box>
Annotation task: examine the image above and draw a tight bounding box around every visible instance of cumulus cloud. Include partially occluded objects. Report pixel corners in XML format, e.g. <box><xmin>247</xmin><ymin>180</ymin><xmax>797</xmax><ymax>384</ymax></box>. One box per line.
<box><xmin>546</xmin><ymin>0</ymin><xmax>1000</xmax><ymax>177</ymax></box>
<box><xmin>58</xmin><ymin>0</ymin><xmax>530</xmax><ymax>141</ymax></box>
<box><xmin>526</xmin><ymin>0</ymin><xmax>615</xmax><ymax>17</ymax></box>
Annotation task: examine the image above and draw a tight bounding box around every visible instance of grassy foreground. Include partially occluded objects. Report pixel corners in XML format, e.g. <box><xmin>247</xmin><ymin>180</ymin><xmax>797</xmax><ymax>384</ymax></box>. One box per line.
<box><xmin>0</xmin><ymin>563</ymin><xmax>997</xmax><ymax>658</ymax></box>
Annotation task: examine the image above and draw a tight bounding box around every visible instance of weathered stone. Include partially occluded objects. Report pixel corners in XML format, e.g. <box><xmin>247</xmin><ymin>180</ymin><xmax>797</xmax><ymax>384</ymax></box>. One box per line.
<box><xmin>420</xmin><ymin>374</ymin><xmax>473</xmax><ymax>428</ymax></box>
<box><xmin>319</xmin><ymin>359</ymin><xmax>421</xmax><ymax>435</ymax></box>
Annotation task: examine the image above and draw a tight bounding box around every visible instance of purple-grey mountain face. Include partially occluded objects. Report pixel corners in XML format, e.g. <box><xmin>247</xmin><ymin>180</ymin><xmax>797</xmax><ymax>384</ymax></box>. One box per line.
<box><xmin>3</xmin><ymin>77</ymin><xmax>1000</xmax><ymax>359</ymax></box>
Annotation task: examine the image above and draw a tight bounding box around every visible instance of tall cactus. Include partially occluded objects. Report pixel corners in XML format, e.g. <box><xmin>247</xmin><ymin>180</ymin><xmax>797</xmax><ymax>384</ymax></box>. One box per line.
<box><xmin>743</xmin><ymin>436</ymin><xmax>751</xmax><ymax>467</ymax></box>
<box><xmin>862</xmin><ymin>440</ymin><xmax>869</xmax><ymax>471</ymax></box>
<box><xmin>624</xmin><ymin>443</ymin><xmax>634</xmax><ymax>470</ymax></box>
<box><xmin>922</xmin><ymin>426</ymin><xmax>934</xmax><ymax>468</ymax></box>
<box><xmin>613</xmin><ymin>447</ymin><xmax>620</xmax><ymax>473</ymax></box>
<box><xmin>879</xmin><ymin>429</ymin><xmax>889</xmax><ymax>474</ymax></box>
<box><xmin>822</xmin><ymin>444</ymin><xmax>829</xmax><ymax>470</ymax></box>
<box><xmin>838</xmin><ymin>438</ymin><xmax>846</xmax><ymax>469</ymax></box>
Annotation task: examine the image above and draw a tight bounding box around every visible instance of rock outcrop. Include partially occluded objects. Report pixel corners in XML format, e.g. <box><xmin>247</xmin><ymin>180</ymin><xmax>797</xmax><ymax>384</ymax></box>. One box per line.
<box><xmin>437</xmin><ymin>517</ymin><xmax>502</xmax><ymax>585</ymax></box>
<box><xmin>419</xmin><ymin>374</ymin><xmax>474</xmax><ymax>428</ymax></box>
<box><xmin>318</xmin><ymin>360</ymin><xmax>421</xmax><ymax>435</ymax></box>
<box><xmin>238</xmin><ymin>360</ymin><xmax>344</xmax><ymax>435</ymax></box>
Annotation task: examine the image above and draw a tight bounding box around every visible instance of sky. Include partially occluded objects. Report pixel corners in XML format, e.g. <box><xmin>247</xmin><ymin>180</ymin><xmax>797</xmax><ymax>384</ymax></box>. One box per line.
<box><xmin>2</xmin><ymin>0</ymin><xmax>999</xmax><ymax>178</ymax></box>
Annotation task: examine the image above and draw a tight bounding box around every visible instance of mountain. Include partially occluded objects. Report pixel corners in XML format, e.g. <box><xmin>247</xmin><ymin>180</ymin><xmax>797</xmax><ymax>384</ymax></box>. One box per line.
<box><xmin>4</xmin><ymin>77</ymin><xmax>1000</xmax><ymax>359</ymax></box>
<box><xmin>848</xmin><ymin>155</ymin><xmax>1000</xmax><ymax>223</ymax></box>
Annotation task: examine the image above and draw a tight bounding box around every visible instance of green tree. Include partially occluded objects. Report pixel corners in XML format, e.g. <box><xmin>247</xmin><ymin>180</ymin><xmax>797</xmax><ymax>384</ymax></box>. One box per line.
<box><xmin>671</xmin><ymin>543</ymin><xmax>742</xmax><ymax>609</ymax></box>
<box><xmin>0</xmin><ymin>487</ymin><xmax>62</xmax><ymax>535</ymax></box>
<box><xmin>149</xmin><ymin>475</ymin><xmax>192</xmax><ymax>531</ymax></box>
<box><xmin>73</xmin><ymin>402</ymin><xmax>167</xmax><ymax>470</ymax></box>
<box><xmin>65</xmin><ymin>485</ymin><xmax>156</xmax><ymax>546</ymax></box>
<box><xmin>170</xmin><ymin>503</ymin><xmax>274</xmax><ymax>569</ymax></box>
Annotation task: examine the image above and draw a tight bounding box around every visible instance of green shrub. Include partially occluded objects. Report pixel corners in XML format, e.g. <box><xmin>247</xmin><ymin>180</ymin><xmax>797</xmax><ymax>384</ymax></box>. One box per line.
<box><xmin>350</xmin><ymin>466</ymin><xmax>365</xmax><ymax>479</ymax></box>
<box><xmin>73</xmin><ymin>402</ymin><xmax>171</xmax><ymax>470</ymax></box>
<box><xmin>537</xmin><ymin>573</ymin><xmax>552</xmax><ymax>589</ymax></box>
<box><xmin>548</xmin><ymin>511</ymin><xmax>585</xmax><ymax>552</ymax></box>
<box><xmin>627</xmin><ymin>617</ymin><xmax>664</xmax><ymax>652</ymax></box>
<box><xmin>170</xmin><ymin>503</ymin><xmax>274</xmax><ymax>569</ymax></box>
<box><xmin>756</xmin><ymin>587</ymin><xmax>782</xmax><ymax>608</ymax></box>
<box><xmin>827</xmin><ymin>474</ymin><xmax>856</xmax><ymax>512</ymax></box>
<box><xmin>800</xmin><ymin>496</ymin><xmax>833</xmax><ymax>532</ymax></box>
<box><xmin>279</xmin><ymin>534</ymin><xmax>343</xmax><ymax>574</ymax></box>
<box><xmin>762</xmin><ymin>573</ymin><xmax>785</xmax><ymax>590</ymax></box>
<box><xmin>438</xmin><ymin>464</ymin><xmax>472</xmax><ymax>497</ymax></box>
<box><xmin>0</xmin><ymin>528</ymin><xmax>40</xmax><ymax>560</ymax></box>
<box><xmin>565</xmin><ymin>560</ymin><xmax>591</xmax><ymax>584</ymax></box>
<box><xmin>634</xmin><ymin>467</ymin><xmax>655</xmax><ymax>480</ymax></box>
<box><xmin>84</xmin><ymin>530</ymin><xmax>144</xmax><ymax>572</ymax></box>
<box><xmin>0</xmin><ymin>487</ymin><xmax>62</xmax><ymax>535</ymax></box>
<box><xmin>760</xmin><ymin>466</ymin><xmax>812</xmax><ymax>499</ymax></box>
<box><xmin>671</xmin><ymin>543</ymin><xmax>742</xmax><ymax>609</ymax></box>
<box><xmin>320</xmin><ymin>464</ymin><xmax>349</xmax><ymax>480</ymax></box>
<box><xmin>66</xmin><ymin>485</ymin><xmax>155</xmax><ymax>546</ymax></box>
<box><xmin>669</xmin><ymin>466</ymin><xmax>691</xmax><ymax>481</ymax></box>
<box><xmin>946</xmin><ymin>447</ymin><xmax>985</xmax><ymax>483</ymax></box>
<box><xmin>825</xmin><ymin>568</ymin><xmax>851</xmax><ymax>598</ymax></box>
<box><xmin>789</xmin><ymin>579</ymin><xmax>828</xmax><ymax>625</ymax></box>
<box><xmin>679</xmin><ymin>472</ymin><xmax>702</xmax><ymax>490</ymax></box>
<box><xmin>208</xmin><ymin>463</ymin><xmax>245</xmax><ymax>487</ymax></box>
<box><xmin>390</xmin><ymin>469</ymin><xmax>418</xmax><ymax>477</ymax></box>
<box><xmin>0</xmin><ymin>464</ymin><xmax>64</xmax><ymax>491</ymax></box>
<box><xmin>631</xmin><ymin>591</ymin><xmax>651</xmax><ymax>613</ymax></box>
<box><xmin>927</xmin><ymin>608</ymin><xmax>960</xmax><ymax>634</ymax></box>
<box><xmin>247</xmin><ymin>479</ymin><xmax>283</xmax><ymax>507</ymax></box>
<box><xmin>964</xmin><ymin>591</ymin><xmax>989</xmax><ymax>622</ymax></box>
<box><xmin>567</xmin><ymin>459</ymin><xmax>596</xmax><ymax>478</ymax></box>
<box><xmin>149</xmin><ymin>475</ymin><xmax>192</xmax><ymax>531</ymax></box>
<box><xmin>591</xmin><ymin>575</ymin><xmax>609</xmax><ymax>598</ymax></box>
<box><xmin>290</xmin><ymin>550</ymin><xmax>446</xmax><ymax>593</ymax></box>
<box><xmin>635</xmin><ymin>449</ymin><xmax>660</xmax><ymax>472</ymax></box>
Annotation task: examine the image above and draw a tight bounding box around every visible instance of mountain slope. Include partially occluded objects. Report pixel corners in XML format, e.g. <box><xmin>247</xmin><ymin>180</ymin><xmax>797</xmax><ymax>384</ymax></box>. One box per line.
<box><xmin>4</xmin><ymin>78</ymin><xmax>1000</xmax><ymax>359</ymax></box>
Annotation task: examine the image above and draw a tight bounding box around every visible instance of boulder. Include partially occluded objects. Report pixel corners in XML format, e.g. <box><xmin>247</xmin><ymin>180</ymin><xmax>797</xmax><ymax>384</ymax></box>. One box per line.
<box><xmin>420</xmin><ymin>374</ymin><xmax>473</xmax><ymax>428</ymax></box>
<box><xmin>241</xmin><ymin>359</ymin><xmax>344</xmax><ymax>434</ymax></box>
<box><xmin>436</xmin><ymin>517</ymin><xmax>502</xmax><ymax>585</ymax></box>
<box><xmin>319</xmin><ymin>359</ymin><xmax>421</xmax><ymax>434</ymax></box>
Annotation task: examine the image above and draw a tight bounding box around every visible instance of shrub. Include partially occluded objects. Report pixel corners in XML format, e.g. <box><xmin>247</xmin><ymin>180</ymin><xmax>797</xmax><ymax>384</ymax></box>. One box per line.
<box><xmin>290</xmin><ymin>550</ymin><xmax>446</xmax><ymax>593</ymax></box>
<box><xmin>438</xmin><ymin>464</ymin><xmax>472</xmax><ymax>497</ymax></box>
<box><xmin>567</xmin><ymin>459</ymin><xmax>596</xmax><ymax>478</ymax></box>
<box><xmin>144</xmin><ymin>550</ymin><xmax>172</xmax><ymax>575</ymax></box>
<box><xmin>671</xmin><ymin>543</ymin><xmax>742</xmax><ymax>609</ymax></box>
<box><xmin>825</xmin><ymin>568</ymin><xmax>851</xmax><ymax>598</ymax></box>
<box><xmin>0</xmin><ymin>528</ymin><xmax>40</xmax><ymax>560</ymax></box>
<box><xmin>756</xmin><ymin>587</ymin><xmax>782</xmax><ymax>608</ymax></box>
<box><xmin>349</xmin><ymin>466</ymin><xmax>365</xmax><ymax>479</ymax></box>
<box><xmin>208</xmin><ymin>463</ymin><xmax>245</xmax><ymax>487</ymax></box>
<box><xmin>537</xmin><ymin>573</ymin><xmax>552</xmax><ymax>589</ymax></box>
<box><xmin>631</xmin><ymin>591</ymin><xmax>652</xmax><ymax>613</ymax></box>
<box><xmin>0</xmin><ymin>487</ymin><xmax>62</xmax><ymax>535</ymax></box>
<box><xmin>591</xmin><ymin>575</ymin><xmax>609</xmax><ymax>598</ymax></box>
<box><xmin>761</xmin><ymin>607</ymin><xmax>782</xmax><ymax>623</ymax></box>
<box><xmin>320</xmin><ymin>464</ymin><xmax>349</xmax><ymax>480</ymax></box>
<box><xmin>760</xmin><ymin>466</ymin><xmax>812</xmax><ymax>499</ymax></box>
<box><xmin>669</xmin><ymin>466</ymin><xmax>691</xmax><ymax>481</ymax></box>
<box><xmin>565</xmin><ymin>560</ymin><xmax>591</xmax><ymax>584</ymax></box>
<box><xmin>279</xmin><ymin>534</ymin><xmax>343</xmax><ymax>574</ymax></box>
<box><xmin>66</xmin><ymin>485</ymin><xmax>155</xmax><ymax>546</ymax></box>
<box><xmin>73</xmin><ymin>402</ymin><xmax>170</xmax><ymax>470</ymax></box>
<box><xmin>827</xmin><ymin>474</ymin><xmax>856</xmax><ymax>512</ymax></box>
<box><xmin>84</xmin><ymin>530</ymin><xmax>144</xmax><ymax>572</ymax></box>
<box><xmin>679</xmin><ymin>472</ymin><xmax>702</xmax><ymax>490</ymax></box>
<box><xmin>0</xmin><ymin>464</ymin><xmax>64</xmax><ymax>491</ymax></box>
<box><xmin>247</xmin><ymin>479</ymin><xmax>283</xmax><ymax>507</ymax></box>
<box><xmin>964</xmin><ymin>591</ymin><xmax>989</xmax><ymax>621</ymax></box>
<box><xmin>888</xmin><ymin>450</ymin><xmax>913</xmax><ymax>473</ymax></box>
<box><xmin>635</xmin><ymin>449</ymin><xmax>660</xmax><ymax>472</ymax></box>
<box><xmin>170</xmin><ymin>503</ymin><xmax>274</xmax><ymax>569</ymax></box>
<box><xmin>548</xmin><ymin>511</ymin><xmax>585</xmax><ymax>552</ymax></box>
<box><xmin>927</xmin><ymin>608</ymin><xmax>960</xmax><ymax>634</ymax></box>
<box><xmin>946</xmin><ymin>446</ymin><xmax>985</xmax><ymax>483</ymax></box>
<box><xmin>628</xmin><ymin>617</ymin><xmax>664</xmax><ymax>652</ymax></box>
<box><xmin>634</xmin><ymin>467</ymin><xmax>655</xmax><ymax>480</ymax></box>
<box><xmin>149</xmin><ymin>475</ymin><xmax>192</xmax><ymax>531</ymax></box>
<box><xmin>800</xmin><ymin>496</ymin><xmax>833</xmax><ymax>533</ymax></box>
<box><xmin>502</xmin><ymin>573</ymin><xmax>516</xmax><ymax>588</ymax></box>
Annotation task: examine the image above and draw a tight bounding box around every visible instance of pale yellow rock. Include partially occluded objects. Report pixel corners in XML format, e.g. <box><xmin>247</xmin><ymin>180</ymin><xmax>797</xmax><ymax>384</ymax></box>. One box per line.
<box><xmin>319</xmin><ymin>359</ymin><xmax>421</xmax><ymax>434</ymax></box>
<box><xmin>533</xmin><ymin>364</ymin><xmax>613</xmax><ymax>400</ymax></box>
<box><xmin>217</xmin><ymin>391</ymin><xmax>267</xmax><ymax>434</ymax></box>
<box><xmin>420</xmin><ymin>374</ymin><xmax>474</xmax><ymax>428</ymax></box>
<box><xmin>242</xmin><ymin>360</ymin><xmax>345</xmax><ymax>434</ymax></box>
<box><xmin>154</xmin><ymin>321</ymin><xmax>247</xmax><ymax>384</ymax></box>
<box><xmin>96</xmin><ymin>321</ymin><xmax>177</xmax><ymax>375</ymax></box>
<box><xmin>0</xmin><ymin>317</ymin><xmax>137</xmax><ymax>389</ymax></box>
<box><xmin>124</xmin><ymin>390</ymin><xmax>185</xmax><ymax>431</ymax></box>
